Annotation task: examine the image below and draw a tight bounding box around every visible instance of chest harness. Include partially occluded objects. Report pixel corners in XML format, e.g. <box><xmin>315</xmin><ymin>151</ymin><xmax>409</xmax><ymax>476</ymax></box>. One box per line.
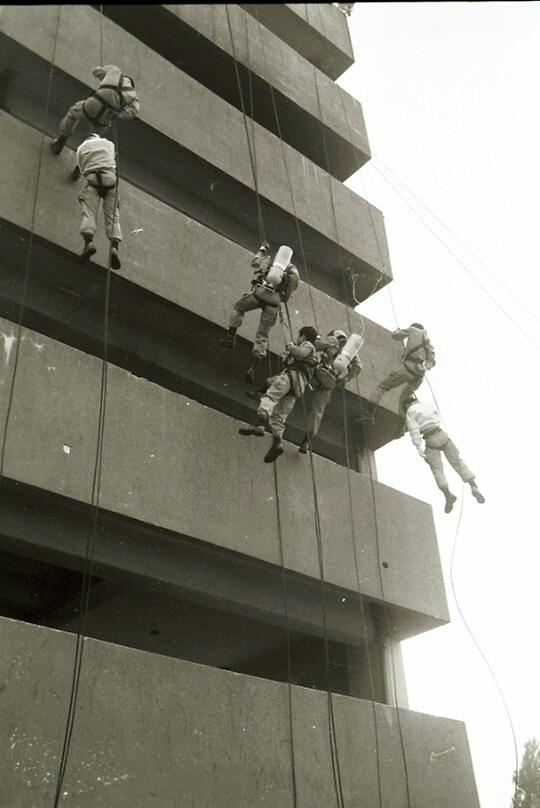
<box><xmin>82</xmin><ymin>74</ymin><xmax>127</xmax><ymax>128</ymax></box>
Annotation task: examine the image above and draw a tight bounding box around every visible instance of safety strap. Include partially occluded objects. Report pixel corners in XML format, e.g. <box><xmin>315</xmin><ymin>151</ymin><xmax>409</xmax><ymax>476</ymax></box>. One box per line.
<box><xmin>85</xmin><ymin>169</ymin><xmax>115</xmax><ymax>199</ymax></box>
<box><xmin>81</xmin><ymin>81</ymin><xmax>126</xmax><ymax>127</ymax></box>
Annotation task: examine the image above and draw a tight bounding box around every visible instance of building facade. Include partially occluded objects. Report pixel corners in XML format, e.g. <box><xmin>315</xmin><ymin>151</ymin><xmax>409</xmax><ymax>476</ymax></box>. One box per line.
<box><xmin>0</xmin><ymin>4</ymin><xmax>480</xmax><ymax>806</ymax></box>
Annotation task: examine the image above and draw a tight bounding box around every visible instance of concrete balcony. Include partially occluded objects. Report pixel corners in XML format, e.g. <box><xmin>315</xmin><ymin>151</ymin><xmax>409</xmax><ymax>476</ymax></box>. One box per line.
<box><xmin>0</xmin><ymin>5</ymin><xmax>390</xmax><ymax>304</ymax></box>
<box><xmin>98</xmin><ymin>4</ymin><xmax>369</xmax><ymax>181</ymax></box>
<box><xmin>0</xmin><ymin>319</ymin><xmax>447</xmax><ymax>633</ymax></box>
<box><xmin>0</xmin><ymin>617</ymin><xmax>480</xmax><ymax>808</ymax></box>
<box><xmin>0</xmin><ymin>110</ymin><xmax>405</xmax><ymax>456</ymax></box>
<box><xmin>241</xmin><ymin>3</ymin><xmax>355</xmax><ymax>80</ymax></box>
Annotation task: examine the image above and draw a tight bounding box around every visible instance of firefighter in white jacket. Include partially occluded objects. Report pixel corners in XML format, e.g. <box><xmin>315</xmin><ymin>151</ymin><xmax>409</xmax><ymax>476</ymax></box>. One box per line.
<box><xmin>76</xmin><ymin>134</ymin><xmax>122</xmax><ymax>270</ymax></box>
<box><xmin>299</xmin><ymin>330</ymin><xmax>362</xmax><ymax>454</ymax></box>
<box><xmin>404</xmin><ymin>397</ymin><xmax>485</xmax><ymax>513</ymax></box>
<box><xmin>50</xmin><ymin>65</ymin><xmax>140</xmax><ymax>156</ymax></box>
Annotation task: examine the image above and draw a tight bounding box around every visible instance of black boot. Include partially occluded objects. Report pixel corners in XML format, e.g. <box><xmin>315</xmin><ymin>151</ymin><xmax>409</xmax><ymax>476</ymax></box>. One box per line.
<box><xmin>245</xmin><ymin>357</ymin><xmax>261</xmax><ymax>384</ymax></box>
<box><xmin>78</xmin><ymin>234</ymin><xmax>96</xmax><ymax>264</ymax></box>
<box><xmin>110</xmin><ymin>239</ymin><xmax>121</xmax><ymax>271</ymax></box>
<box><xmin>239</xmin><ymin>412</ymin><xmax>267</xmax><ymax>437</ymax></box>
<box><xmin>443</xmin><ymin>489</ymin><xmax>457</xmax><ymax>514</ymax></box>
<box><xmin>69</xmin><ymin>165</ymin><xmax>81</xmax><ymax>182</ymax></box>
<box><xmin>50</xmin><ymin>135</ymin><xmax>67</xmax><ymax>156</ymax></box>
<box><xmin>264</xmin><ymin>436</ymin><xmax>284</xmax><ymax>464</ymax></box>
<box><xmin>220</xmin><ymin>327</ymin><xmax>237</xmax><ymax>349</ymax></box>
<box><xmin>298</xmin><ymin>434</ymin><xmax>310</xmax><ymax>454</ymax></box>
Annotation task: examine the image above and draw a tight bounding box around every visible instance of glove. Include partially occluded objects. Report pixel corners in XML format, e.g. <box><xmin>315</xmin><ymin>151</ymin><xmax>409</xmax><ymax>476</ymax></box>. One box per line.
<box><xmin>285</xmin><ymin>342</ymin><xmax>294</xmax><ymax>352</ymax></box>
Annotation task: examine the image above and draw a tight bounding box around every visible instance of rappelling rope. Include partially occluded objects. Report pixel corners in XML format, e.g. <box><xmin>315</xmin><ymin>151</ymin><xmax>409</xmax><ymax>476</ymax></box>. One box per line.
<box><xmin>52</xmin><ymin>7</ymin><xmax>121</xmax><ymax>804</ymax></box>
<box><xmin>309</xmin><ymin>5</ymin><xmax>419</xmax><ymax>804</ymax></box>
<box><xmin>449</xmin><ymin>486</ymin><xmax>519</xmax><ymax>807</ymax></box>
<box><xmin>226</xmin><ymin>9</ymin><xmax>301</xmax><ymax>804</ymax></box>
<box><xmin>0</xmin><ymin>5</ymin><xmax>61</xmax><ymax>486</ymax></box>
<box><xmin>224</xmin><ymin>4</ymin><xmax>265</xmax><ymax>245</ymax></box>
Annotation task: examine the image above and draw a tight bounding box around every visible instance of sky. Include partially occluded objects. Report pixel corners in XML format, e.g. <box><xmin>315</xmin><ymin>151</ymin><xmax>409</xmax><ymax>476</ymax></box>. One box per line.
<box><xmin>336</xmin><ymin>3</ymin><xmax>540</xmax><ymax>807</ymax></box>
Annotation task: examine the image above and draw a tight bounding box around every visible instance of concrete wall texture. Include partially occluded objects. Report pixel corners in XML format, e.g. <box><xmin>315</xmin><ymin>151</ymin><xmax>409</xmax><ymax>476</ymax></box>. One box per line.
<box><xmin>0</xmin><ymin>3</ymin><xmax>481</xmax><ymax>806</ymax></box>
<box><xmin>1</xmin><ymin>618</ymin><xmax>480</xmax><ymax>808</ymax></box>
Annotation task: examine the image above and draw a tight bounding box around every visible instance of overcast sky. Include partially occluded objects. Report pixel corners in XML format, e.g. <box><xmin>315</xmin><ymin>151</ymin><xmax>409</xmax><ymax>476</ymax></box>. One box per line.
<box><xmin>337</xmin><ymin>3</ymin><xmax>540</xmax><ymax>807</ymax></box>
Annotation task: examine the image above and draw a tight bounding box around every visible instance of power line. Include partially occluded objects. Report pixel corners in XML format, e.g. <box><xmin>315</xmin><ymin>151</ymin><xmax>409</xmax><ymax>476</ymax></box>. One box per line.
<box><xmin>370</xmin><ymin>161</ymin><xmax>540</xmax><ymax>355</ymax></box>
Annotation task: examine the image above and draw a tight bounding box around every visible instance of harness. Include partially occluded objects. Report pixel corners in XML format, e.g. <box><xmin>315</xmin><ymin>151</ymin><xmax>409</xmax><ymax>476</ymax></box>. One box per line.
<box><xmin>82</xmin><ymin>75</ymin><xmax>127</xmax><ymax>127</ymax></box>
<box><xmin>84</xmin><ymin>169</ymin><xmax>117</xmax><ymax>199</ymax></box>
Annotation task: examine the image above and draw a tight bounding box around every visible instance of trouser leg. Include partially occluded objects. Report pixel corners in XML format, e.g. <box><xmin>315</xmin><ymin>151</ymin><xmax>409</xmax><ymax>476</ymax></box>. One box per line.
<box><xmin>258</xmin><ymin>373</ymin><xmax>291</xmax><ymax>422</ymax></box>
<box><xmin>59</xmin><ymin>100</ymin><xmax>86</xmax><ymax>138</ymax></box>
<box><xmin>308</xmin><ymin>388</ymin><xmax>332</xmax><ymax>435</ymax></box>
<box><xmin>268</xmin><ymin>372</ymin><xmax>305</xmax><ymax>439</ymax></box>
<box><xmin>443</xmin><ymin>437</ymin><xmax>474</xmax><ymax>483</ymax></box>
<box><xmin>78</xmin><ymin>184</ymin><xmax>101</xmax><ymax>239</ymax></box>
<box><xmin>252</xmin><ymin>305</ymin><xmax>278</xmax><ymax>359</ymax></box>
<box><xmin>269</xmin><ymin>393</ymin><xmax>297</xmax><ymax>439</ymax></box>
<box><xmin>230</xmin><ymin>294</ymin><xmax>260</xmax><ymax>329</ymax></box>
<box><xmin>424</xmin><ymin>446</ymin><xmax>448</xmax><ymax>491</ymax></box>
<box><xmin>103</xmin><ymin>188</ymin><xmax>122</xmax><ymax>242</ymax></box>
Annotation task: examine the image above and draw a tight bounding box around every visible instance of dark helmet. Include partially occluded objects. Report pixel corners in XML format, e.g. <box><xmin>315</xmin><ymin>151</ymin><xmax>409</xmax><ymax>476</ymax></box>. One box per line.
<box><xmin>410</xmin><ymin>322</ymin><xmax>425</xmax><ymax>330</ymax></box>
<box><xmin>299</xmin><ymin>326</ymin><xmax>318</xmax><ymax>343</ymax></box>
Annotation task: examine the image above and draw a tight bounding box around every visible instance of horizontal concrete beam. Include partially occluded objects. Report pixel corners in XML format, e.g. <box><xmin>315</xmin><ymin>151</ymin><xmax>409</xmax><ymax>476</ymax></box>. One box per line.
<box><xmin>0</xmin><ymin>110</ymin><xmax>406</xmax><ymax>452</ymax></box>
<box><xmin>0</xmin><ymin>320</ymin><xmax>448</xmax><ymax>626</ymax></box>
<box><xmin>0</xmin><ymin>617</ymin><xmax>480</xmax><ymax>808</ymax></box>
<box><xmin>0</xmin><ymin>5</ymin><xmax>390</xmax><ymax>303</ymax></box>
<box><xmin>241</xmin><ymin>3</ymin><xmax>355</xmax><ymax>80</ymax></box>
<box><xmin>97</xmin><ymin>4</ymin><xmax>369</xmax><ymax>181</ymax></box>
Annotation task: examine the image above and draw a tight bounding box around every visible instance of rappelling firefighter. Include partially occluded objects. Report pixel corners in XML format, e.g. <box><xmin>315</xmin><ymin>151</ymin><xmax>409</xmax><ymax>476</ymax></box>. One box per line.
<box><xmin>404</xmin><ymin>395</ymin><xmax>485</xmax><ymax>513</ymax></box>
<box><xmin>220</xmin><ymin>242</ymin><xmax>299</xmax><ymax>383</ymax></box>
<box><xmin>374</xmin><ymin>323</ymin><xmax>436</xmax><ymax>415</ymax></box>
<box><xmin>299</xmin><ymin>330</ymin><xmax>363</xmax><ymax>454</ymax></box>
<box><xmin>75</xmin><ymin>133</ymin><xmax>122</xmax><ymax>270</ymax></box>
<box><xmin>238</xmin><ymin>326</ymin><xmax>319</xmax><ymax>464</ymax></box>
<box><xmin>50</xmin><ymin>64</ymin><xmax>140</xmax><ymax>157</ymax></box>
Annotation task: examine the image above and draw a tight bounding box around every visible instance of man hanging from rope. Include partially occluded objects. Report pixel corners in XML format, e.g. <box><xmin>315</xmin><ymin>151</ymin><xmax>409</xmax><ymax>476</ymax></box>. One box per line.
<box><xmin>299</xmin><ymin>329</ymin><xmax>363</xmax><ymax>454</ymax></box>
<box><xmin>374</xmin><ymin>323</ymin><xmax>436</xmax><ymax>415</ymax></box>
<box><xmin>238</xmin><ymin>326</ymin><xmax>319</xmax><ymax>463</ymax></box>
<box><xmin>220</xmin><ymin>242</ymin><xmax>299</xmax><ymax>383</ymax></box>
<box><xmin>404</xmin><ymin>395</ymin><xmax>485</xmax><ymax>513</ymax></box>
<box><xmin>50</xmin><ymin>64</ymin><xmax>140</xmax><ymax>157</ymax></box>
<box><xmin>75</xmin><ymin>133</ymin><xmax>122</xmax><ymax>270</ymax></box>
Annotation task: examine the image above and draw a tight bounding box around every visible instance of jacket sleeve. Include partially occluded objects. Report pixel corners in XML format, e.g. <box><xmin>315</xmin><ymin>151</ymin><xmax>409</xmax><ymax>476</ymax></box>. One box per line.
<box><xmin>288</xmin><ymin>342</ymin><xmax>315</xmax><ymax>360</ymax></box>
<box><xmin>407</xmin><ymin>412</ymin><xmax>425</xmax><ymax>456</ymax></box>
<box><xmin>117</xmin><ymin>95</ymin><xmax>140</xmax><ymax>120</ymax></box>
<box><xmin>345</xmin><ymin>356</ymin><xmax>363</xmax><ymax>381</ymax></box>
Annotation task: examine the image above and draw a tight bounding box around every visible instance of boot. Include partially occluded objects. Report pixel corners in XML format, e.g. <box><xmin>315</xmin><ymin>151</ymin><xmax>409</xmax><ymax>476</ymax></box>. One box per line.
<box><xmin>470</xmin><ymin>482</ymin><xmax>485</xmax><ymax>504</ymax></box>
<box><xmin>220</xmin><ymin>328</ymin><xmax>237</xmax><ymax>349</ymax></box>
<box><xmin>239</xmin><ymin>412</ymin><xmax>267</xmax><ymax>437</ymax></box>
<box><xmin>50</xmin><ymin>135</ymin><xmax>67</xmax><ymax>156</ymax></box>
<box><xmin>264</xmin><ymin>436</ymin><xmax>284</xmax><ymax>464</ymax></box>
<box><xmin>78</xmin><ymin>239</ymin><xmax>97</xmax><ymax>264</ymax></box>
<box><xmin>110</xmin><ymin>245</ymin><xmax>121</xmax><ymax>271</ymax></box>
<box><xmin>69</xmin><ymin>165</ymin><xmax>81</xmax><ymax>182</ymax></box>
<box><xmin>298</xmin><ymin>434</ymin><xmax>310</xmax><ymax>454</ymax></box>
<box><xmin>443</xmin><ymin>489</ymin><xmax>457</xmax><ymax>514</ymax></box>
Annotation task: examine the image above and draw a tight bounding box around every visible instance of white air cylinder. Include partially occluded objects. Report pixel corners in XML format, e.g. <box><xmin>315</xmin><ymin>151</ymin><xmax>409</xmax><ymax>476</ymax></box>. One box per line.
<box><xmin>265</xmin><ymin>245</ymin><xmax>293</xmax><ymax>287</ymax></box>
<box><xmin>332</xmin><ymin>333</ymin><xmax>364</xmax><ymax>376</ymax></box>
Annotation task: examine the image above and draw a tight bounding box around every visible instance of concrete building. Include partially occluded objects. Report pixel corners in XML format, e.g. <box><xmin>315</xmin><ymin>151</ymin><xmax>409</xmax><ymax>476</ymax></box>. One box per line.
<box><xmin>0</xmin><ymin>4</ymin><xmax>480</xmax><ymax>806</ymax></box>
